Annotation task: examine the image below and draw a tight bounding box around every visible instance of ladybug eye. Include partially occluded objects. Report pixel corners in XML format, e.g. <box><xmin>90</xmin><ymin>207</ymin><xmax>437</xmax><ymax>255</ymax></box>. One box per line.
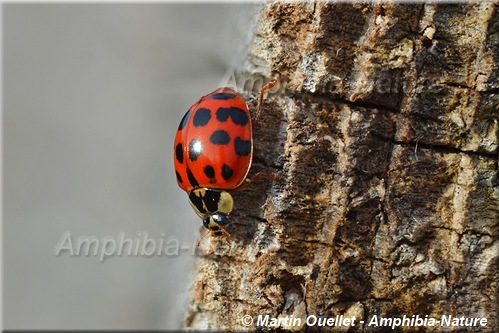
<box><xmin>202</xmin><ymin>216</ymin><xmax>211</xmax><ymax>229</ymax></box>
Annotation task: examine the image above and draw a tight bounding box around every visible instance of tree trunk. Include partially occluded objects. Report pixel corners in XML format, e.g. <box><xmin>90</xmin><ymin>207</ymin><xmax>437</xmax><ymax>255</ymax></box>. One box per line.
<box><xmin>184</xmin><ymin>2</ymin><xmax>498</xmax><ymax>332</ymax></box>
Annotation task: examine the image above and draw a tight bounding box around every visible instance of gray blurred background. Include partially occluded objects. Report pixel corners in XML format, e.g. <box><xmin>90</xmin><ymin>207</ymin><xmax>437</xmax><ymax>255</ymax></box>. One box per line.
<box><xmin>4</xmin><ymin>4</ymin><xmax>259</xmax><ymax>329</ymax></box>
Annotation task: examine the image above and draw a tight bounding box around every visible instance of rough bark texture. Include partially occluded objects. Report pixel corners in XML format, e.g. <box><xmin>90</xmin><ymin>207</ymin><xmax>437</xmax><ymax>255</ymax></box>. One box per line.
<box><xmin>185</xmin><ymin>2</ymin><xmax>497</xmax><ymax>332</ymax></box>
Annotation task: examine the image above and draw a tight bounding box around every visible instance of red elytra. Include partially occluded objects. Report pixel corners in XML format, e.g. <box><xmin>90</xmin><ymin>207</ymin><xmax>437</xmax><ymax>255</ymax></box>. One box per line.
<box><xmin>174</xmin><ymin>88</ymin><xmax>252</xmax><ymax>193</ymax></box>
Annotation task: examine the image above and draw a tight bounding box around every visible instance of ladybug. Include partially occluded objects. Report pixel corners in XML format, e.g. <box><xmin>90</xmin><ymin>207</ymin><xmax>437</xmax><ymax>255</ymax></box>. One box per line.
<box><xmin>174</xmin><ymin>80</ymin><xmax>276</xmax><ymax>244</ymax></box>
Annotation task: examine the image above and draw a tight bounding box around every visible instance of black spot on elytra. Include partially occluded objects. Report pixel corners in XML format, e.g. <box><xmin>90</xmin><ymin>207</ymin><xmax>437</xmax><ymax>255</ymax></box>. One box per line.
<box><xmin>230</xmin><ymin>108</ymin><xmax>250</xmax><ymax>125</ymax></box>
<box><xmin>216</xmin><ymin>108</ymin><xmax>230</xmax><ymax>122</ymax></box>
<box><xmin>187</xmin><ymin>169</ymin><xmax>199</xmax><ymax>188</ymax></box>
<box><xmin>175</xmin><ymin>143</ymin><xmax>183</xmax><ymax>163</ymax></box>
<box><xmin>175</xmin><ymin>171</ymin><xmax>183</xmax><ymax>184</ymax></box>
<box><xmin>221</xmin><ymin>164</ymin><xmax>233</xmax><ymax>180</ymax></box>
<box><xmin>204</xmin><ymin>165</ymin><xmax>215</xmax><ymax>179</ymax></box>
<box><xmin>211</xmin><ymin>93</ymin><xmax>236</xmax><ymax>100</ymax></box>
<box><xmin>193</xmin><ymin>108</ymin><xmax>211</xmax><ymax>127</ymax></box>
<box><xmin>234</xmin><ymin>137</ymin><xmax>251</xmax><ymax>157</ymax></box>
<box><xmin>210</xmin><ymin>130</ymin><xmax>230</xmax><ymax>145</ymax></box>
<box><xmin>178</xmin><ymin>110</ymin><xmax>191</xmax><ymax>131</ymax></box>
<box><xmin>189</xmin><ymin>139</ymin><xmax>202</xmax><ymax>161</ymax></box>
<box><xmin>216</xmin><ymin>107</ymin><xmax>249</xmax><ymax>126</ymax></box>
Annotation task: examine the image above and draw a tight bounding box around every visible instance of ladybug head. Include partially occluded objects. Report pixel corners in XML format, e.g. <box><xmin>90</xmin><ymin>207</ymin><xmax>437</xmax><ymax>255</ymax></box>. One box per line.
<box><xmin>202</xmin><ymin>213</ymin><xmax>229</xmax><ymax>235</ymax></box>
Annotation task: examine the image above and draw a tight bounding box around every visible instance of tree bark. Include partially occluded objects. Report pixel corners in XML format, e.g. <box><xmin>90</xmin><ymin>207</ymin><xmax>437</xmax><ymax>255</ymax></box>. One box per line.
<box><xmin>185</xmin><ymin>2</ymin><xmax>498</xmax><ymax>332</ymax></box>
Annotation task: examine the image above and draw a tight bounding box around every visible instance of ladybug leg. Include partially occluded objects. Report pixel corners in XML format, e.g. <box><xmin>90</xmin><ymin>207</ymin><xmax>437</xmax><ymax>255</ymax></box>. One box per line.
<box><xmin>250</xmin><ymin>172</ymin><xmax>280</xmax><ymax>183</ymax></box>
<box><xmin>197</xmin><ymin>228</ymin><xmax>232</xmax><ymax>246</ymax></box>
<box><xmin>196</xmin><ymin>229</ymin><xmax>211</xmax><ymax>247</ymax></box>
<box><xmin>231</xmin><ymin>178</ymin><xmax>252</xmax><ymax>192</ymax></box>
<box><xmin>232</xmin><ymin>172</ymin><xmax>279</xmax><ymax>192</ymax></box>
<box><xmin>220</xmin><ymin>227</ymin><xmax>232</xmax><ymax>243</ymax></box>
<box><xmin>254</xmin><ymin>79</ymin><xmax>277</xmax><ymax>121</ymax></box>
